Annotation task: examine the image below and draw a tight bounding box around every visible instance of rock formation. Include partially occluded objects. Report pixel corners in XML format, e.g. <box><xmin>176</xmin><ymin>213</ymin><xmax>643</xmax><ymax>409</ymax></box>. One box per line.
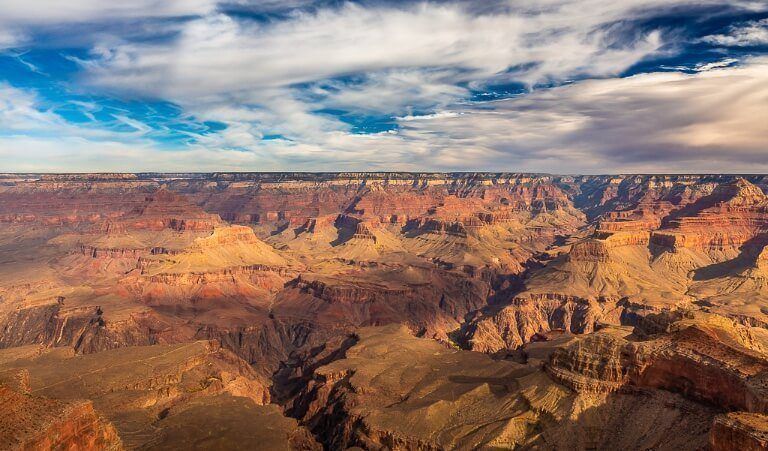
<box><xmin>1</xmin><ymin>172</ymin><xmax>767</xmax><ymax>449</ymax></box>
<box><xmin>280</xmin><ymin>323</ymin><xmax>736</xmax><ymax>450</ymax></box>
<box><xmin>710</xmin><ymin>412</ymin><xmax>768</xmax><ymax>451</ymax></box>
<box><xmin>0</xmin><ymin>369</ymin><xmax>122</xmax><ymax>450</ymax></box>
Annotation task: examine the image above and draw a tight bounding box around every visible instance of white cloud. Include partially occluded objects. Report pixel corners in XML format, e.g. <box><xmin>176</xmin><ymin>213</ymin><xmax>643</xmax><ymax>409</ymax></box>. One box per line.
<box><xmin>394</xmin><ymin>58</ymin><xmax>768</xmax><ymax>173</ymax></box>
<box><xmin>87</xmin><ymin>2</ymin><xmax>673</xmax><ymax>98</ymax></box>
<box><xmin>694</xmin><ymin>58</ymin><xmax>739</xmax><ymax>71</ymax></box>
<box><xmin>0</xmin><ymin>84</ymin><xmax>71</xmax><ymax>132</ymax></box>
<box><xmin>398</xmin><ymin>111</ymin><xmax>462</xmax><ymax>122</ymax></box>
<box><xmin>0</xmin><ymin>29</ymin><xmax>21</xmax><ymax>49</ymax></box>
<box><xmin>0</xmin><ymin>0</ymin><xmax>216</xmax><ymax>24</ymax></box>
<box><xmin>307</xmin><ymin>69</ymin><xmax>470</xmax><ymax>116</ymax></box>
<box><xmin>0</xmin><ymin>83</ymin><xmax>283</xmax><ymax>172</ymax></box>
<box><xmin>0</xmin><ymin>0</ymin><xmax>217</xmax><ymax>51</ymax></box>
<box><xmin>81</xmin><ymin>0</ymin><xmax>692</xmax><ymax>153</ymax></box>
<box><xmin>2</xmin><ymin>58</ymin><xmax>768</xmax><ymax>172</ymax></box>
<box><xmin>112</xmin><ymin>115</ymin><xmax>153</xmax><ymax>134</ymax></box>
<box><xmin>702</xmin><ymin>18</ymin><xmax>768</xmax><ymax>47</ymax></box>
<box><xmin>0</xmin><ymin>82</ymin><xmax>423</xmax><ymax>171</ymax></box>
<box><xmin>0</xmin><ymin>83</ymin><xmax>152</xmax><ymax>140</ymax></box>
<box><xmin>0</xmin><ymin>136</ymin><xmax>274</xmax><ymax>172</ymax></box>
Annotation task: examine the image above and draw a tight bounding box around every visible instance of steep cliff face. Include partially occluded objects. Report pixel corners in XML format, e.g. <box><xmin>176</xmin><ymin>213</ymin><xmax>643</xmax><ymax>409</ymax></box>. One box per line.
<box><xmin>652</xmin><ymin>179</ymin><xmax>768</xmax><ymax>258</ymax></box>
<box><xmin>546</xmin><ymin>315</ymin><xmax>768</xmax><ymax>414</ymax></box>
<box><xmin>0</xmin><ymin>180</ymin><xmax>222</xmax><ymax>232</ymax></box>
<box><xmin>3</xmin><ymin>174</ymin><xmax>767</xmax><ymax>361</ymax></box>
<box><xmin>286</xmin><ymin>266</ymin><xmax>491</xmax><ymax>341</ymax></box>
<box><xmin>547</xmin><ymin>329</ymin><xmax>633</xmax><ymax>392</ymax></box>
<box><xmin>284</xmin><ymin>324</ymin><xmax>724</xmax><ymax>451</ymax></box>
<box><xmin>286</xmin><ymin>325</ymin><xmax>532</xmax><ymax>449</ymax></box>
<box><xmin>630</xmin><ymin>324</ymin><xmax>768</xmax><ymax>413</ymax></box>
<box><xmin>278</xmin><ymin>315</ymin><xmax>768</xmax><ymax>450</ymax></box>
<box><xmin>125</xmin><ymin>188</ymin><xmax>222</xmax><ymax>232</ymax></box>
<box><xmin>141</xmin><ymin>225</ymin><xmax>288</xmax><ymax>272</ymax></box>
<box><xmin>0</xmin><ymin>180</ymin><xmax>153</xmax><ymax>225</ymax></box>
<box><xmin>172</xmin><ymin>173</ymin><xmax>584</xmax><ymax>231</ymax></box>
<box><xmin>462</xmin><ymin>180</ymin><xmax>768</xmax><ymax>353</ymax></box>
<box><xmin>710</xmin><ymin>412</ymin><xmax>768</xmax><ymax>451</ymax></box>
<box><xmin>460</xmin><ymin>295</ymin><xmax>609</xmax><ymax>353</ymax></box>
<box><xmin>0</xmin><ymin>388</ymin><xmax>123</xmax><ymax>450</ymax></box>
<box><xmin>687</xmin><ymin>243</ymin><xmax>768</xmax><ymax>329</ymax></box>
<box><xmin>0</xmin><ymin>340</ymin><xmax>298</xmax><ymax>450</ymax></box>
<box><xmin>130</xmin><ymin>225</ymin><xmax>294</xmax><ymax>317</ymax></box>
<box><xmin>567</xmin><ymin>174</ymin><xmax>726</xmax><ymax>220</ymax></box>
<box><xmin>0</xmin><ymin>302</ymin><xmax>193</xmax><ymax>355</ymax></box>
<box><xmin>0</xmin><ymin>370</ymin><xmax>122</xmax><ymax>450</ymax></box>
<box><xmin>3</xmin><ymin>174</ymin><xmax>767</xmax><ymax>356</ymax></box>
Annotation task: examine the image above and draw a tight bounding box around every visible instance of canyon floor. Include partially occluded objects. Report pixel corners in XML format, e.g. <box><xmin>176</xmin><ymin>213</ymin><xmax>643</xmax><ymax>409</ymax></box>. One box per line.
<box><xmin>1</xmin><ymin>172</ymin><xmax>768</xmax><ymax>450</ymax></box>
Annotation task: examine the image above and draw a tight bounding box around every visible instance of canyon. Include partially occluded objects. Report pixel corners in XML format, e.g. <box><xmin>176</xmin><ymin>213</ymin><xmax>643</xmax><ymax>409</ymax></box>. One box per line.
<box><xmin>1</xmin><ymin>172</ymin><xmax>768</xmax><ymax>450</ymax></box>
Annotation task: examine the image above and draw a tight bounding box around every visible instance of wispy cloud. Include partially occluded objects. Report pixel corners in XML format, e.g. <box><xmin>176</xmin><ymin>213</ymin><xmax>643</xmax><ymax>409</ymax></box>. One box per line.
<box><xmin>694</xmin><ymin>58</ymin><xmax>739</xmax><ymax>71</ymax></box>
<box><xmin>81</xmin><ymin>1</ymin><xmax>679</xmax><ymax>152</ymax></box>
<box><xmin>395</xmin><ymin>58</ymin><xmax>768</xmax><ymax>173</ymax></box>
<box><xmin>0</xmin><ymin>83</ymin><xmax>259</xmax><ymax>172</ymax></box>
<box><xmin>87</xmin><ymin>2</ymin><xmax>675</xmax><ymax>96</ymax></box>
<box><xmin>702</xmin><ymin>18</ymin><xmax>768</xmax><ymax>47</ymax></box>
<box><xmin>0</xmin><ymin>0</ymin><xmax>216</xmax><ymax>24</ymax></box>
<box><xmin>0</xmin><ymin>29</ymin><xmax>21</xmax><ymax>50</ymax></box>
<box><xmin>3</xmin><ymin>58</ymin><xmax>767</xmax><ymax>172</ymax></box>
<box><xmin>0</xmin><ymin>0</ymin><xmax>217</xmax><ymax>49</ymax></box>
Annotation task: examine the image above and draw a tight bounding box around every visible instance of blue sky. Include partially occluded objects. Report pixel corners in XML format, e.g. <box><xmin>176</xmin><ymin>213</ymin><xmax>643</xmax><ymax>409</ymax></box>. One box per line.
<box><xmin>0</xmin><ymin>0</ymin><xmax>767</xmax><ymax>172</ymax></box>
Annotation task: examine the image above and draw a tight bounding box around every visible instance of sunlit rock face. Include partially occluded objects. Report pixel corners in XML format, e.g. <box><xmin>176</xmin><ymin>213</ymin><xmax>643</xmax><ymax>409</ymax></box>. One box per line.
<box><xmin>1</xmin><ymin>172</ymin><xmax>768</xmax><ymax>449</ymax></box>
<box><xmin>710</xmin><ymin>412</ymin><xmax>768</xmax><ymax>451</ymax></box>
<box><xmin>0</xmin><ymin>367</ymin><xmax>123</xmax><ymax>451</ymax></box>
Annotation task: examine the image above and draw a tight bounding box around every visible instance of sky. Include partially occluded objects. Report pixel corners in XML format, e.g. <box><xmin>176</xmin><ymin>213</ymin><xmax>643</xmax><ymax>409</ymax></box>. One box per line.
<box><xmin>0</xmin><ymin>0</ymin><xmax>767</xmax><ymax>173</ymax></box>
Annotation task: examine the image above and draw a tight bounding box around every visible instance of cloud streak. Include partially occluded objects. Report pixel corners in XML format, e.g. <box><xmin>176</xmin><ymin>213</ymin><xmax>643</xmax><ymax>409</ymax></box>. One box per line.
<box><xmin>703</xmin><ymin>18</ymin><xmax>768</xmax><ymax>47</ymax></box>
<box><xmin>2</xmin><ymin>58</ymin><xmax>767</xmax><ymax>173</ymax></box>
<box><xmin>396</xmin><ymin>58</ymin><xmax>768</xmax><ymax>173</ymax></box>
<box><xmin>0</xmin><ymin>0</ymin><xmax>215</xmax><ymax>24</ymax></box>
<box><xmin>88</xmin><ymin>1</ymin><xmax>674</xmax><ymax>96</ymax></box>
<box><xmin>79</xmin><ymin>0</ymin><xmax>681</xmax><ymax>155</ymax></box>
